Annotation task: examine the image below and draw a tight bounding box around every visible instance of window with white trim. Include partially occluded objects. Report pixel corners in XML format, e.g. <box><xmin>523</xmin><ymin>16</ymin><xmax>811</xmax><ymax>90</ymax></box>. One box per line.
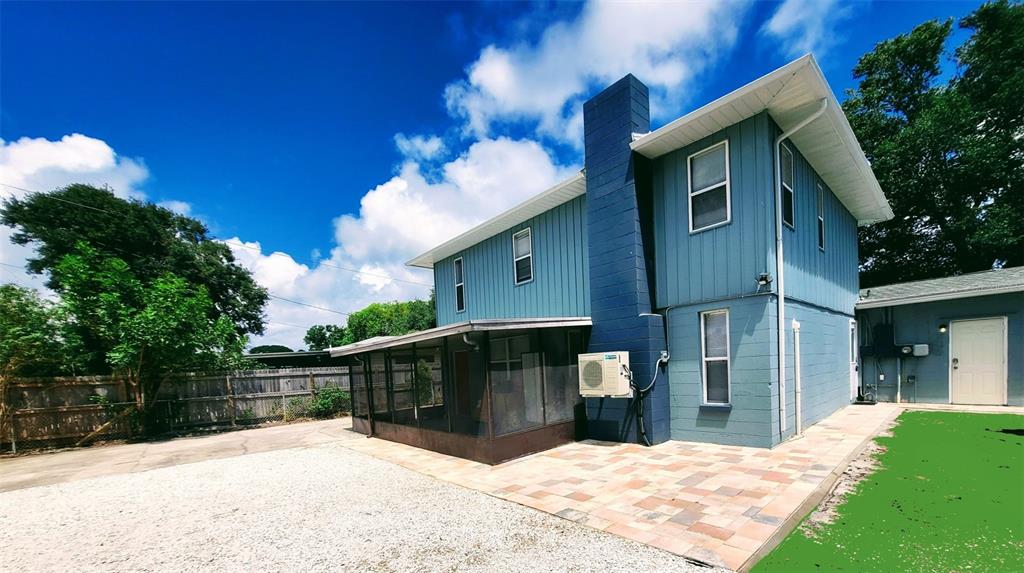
<box><xmin>512</xmin><ymin>228</ymin><xmax>533</xmax><ymax>284</ymax></box>
<box><xmin>781</xmin><ymin>144</ymin><xmax>795</xmax><ymax>228</ymax></box>
<box><xmin>688</xmin><ymin>140</ymin><xmax>731</xmax><ymax>232</ymax></box>
<box><xmin>700</xmin><ymin>309</ymin><xmax>731</xmax><ymax>404</ymax></box>
<box><xmin>817</xmin><ymin>183</ymin><xmax>826</xmax><ymax>251</ymax></box>
<box><xmin>453</xmin><ymin>257</ymin><xmax>465</xmax><ymax>313</ymax></box>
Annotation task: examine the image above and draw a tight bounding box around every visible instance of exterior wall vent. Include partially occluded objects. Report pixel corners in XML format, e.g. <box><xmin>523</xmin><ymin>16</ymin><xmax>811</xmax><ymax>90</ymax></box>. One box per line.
<box><xmin>578</xmin><ymin>352</ymin><xmax>633</xmax><ymax>398</ymax></box>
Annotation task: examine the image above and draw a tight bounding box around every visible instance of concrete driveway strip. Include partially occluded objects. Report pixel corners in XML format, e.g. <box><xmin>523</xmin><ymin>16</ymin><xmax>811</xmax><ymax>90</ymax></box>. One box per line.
<box><xmin>0</xmin><ymin>418</ymin><xmax>355</xmax><ymax>492</ymax></box>
<box><xmin>0</xmin><ymin>440</ymin><xmax>721</xmax><ymax>573</ymax></box>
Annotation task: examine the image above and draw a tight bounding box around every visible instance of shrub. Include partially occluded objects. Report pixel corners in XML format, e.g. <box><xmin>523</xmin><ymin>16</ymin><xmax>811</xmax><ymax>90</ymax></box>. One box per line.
<box><xmin>308</xmin><ymin>386</ymin><xmax>350</xmax><ymax>418</ymax></box>
<box><xmin>283</xmin><ymin>396</ymin><xmax>311</xmax><ymax>422</ymax></box>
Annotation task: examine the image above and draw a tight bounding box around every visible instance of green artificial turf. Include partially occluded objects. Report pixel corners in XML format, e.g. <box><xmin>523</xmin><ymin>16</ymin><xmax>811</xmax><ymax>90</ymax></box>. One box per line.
<box><xmin>752</xmin><ymin>411</ymin><xmax>1024</xmax><ymax>573</ymax></box>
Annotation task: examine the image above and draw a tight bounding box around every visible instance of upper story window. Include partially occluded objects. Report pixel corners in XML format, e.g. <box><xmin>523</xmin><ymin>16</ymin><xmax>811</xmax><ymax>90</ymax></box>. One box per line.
<box><xmin>781</xmin><ymin>144</ymin><xmax>795</xmax><ymax>228</ymax></box>
<box><xmin>700</xmin><ymin>309</ymin><xmax>731</xmax><ymax>405</ymax></box>
<box><xmin>512</xmin><ymin>228</ymin><xmax>533</xmax><ymax>285</ymax></box>
<box><xmin>688</xmin><ymin>140</ymin><xmax>731</xmax><ymax>232</ymax></box>
<box><xmin>453</xmin><ymin>257</ymin><xmax>465</xmax><ymax>313</ymax></box>
<box><xmin>817</xmin><ymin>183</ymin><xmax>826</xmax><ymax>251</ymax></box>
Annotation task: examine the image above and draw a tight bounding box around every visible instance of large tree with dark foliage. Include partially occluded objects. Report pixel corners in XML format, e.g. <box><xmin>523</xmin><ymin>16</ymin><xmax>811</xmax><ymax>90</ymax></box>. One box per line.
<box><xmin>845</xmin><ymin>0</ymin><xmax>1023</xmax><ymax>287</ymax></box>
<box><xmin>1</xmin><ymin>184</ymin><xmax>268</xmax><ymax>334</ymax></box>
<box><xmin>303</xmin><ymin>324</ymin><xmax>346</xmax><ymax>351</ymax></box>
<box><xmin>249</xmin><ymin>344</ymin><xmax>295</xmax><ymax>354</ymax></box>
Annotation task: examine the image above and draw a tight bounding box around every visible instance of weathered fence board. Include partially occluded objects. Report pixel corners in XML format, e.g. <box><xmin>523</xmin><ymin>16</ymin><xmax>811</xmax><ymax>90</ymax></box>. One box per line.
<box><xmin>3</xmin><ymin>367</ymin><xmax>351</xmax><ymax>451</ymax></box>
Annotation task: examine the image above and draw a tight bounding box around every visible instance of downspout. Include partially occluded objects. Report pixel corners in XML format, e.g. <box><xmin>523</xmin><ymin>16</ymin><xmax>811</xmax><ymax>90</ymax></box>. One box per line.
<box><xmin>774</xmin><ymin>97</ymin><xmax>827</xmax><ymax>441</ymax></box>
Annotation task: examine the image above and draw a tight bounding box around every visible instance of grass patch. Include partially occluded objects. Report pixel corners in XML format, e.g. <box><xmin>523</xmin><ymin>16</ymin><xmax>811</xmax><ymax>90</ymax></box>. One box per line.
<box><xmin>752</xmin><ymin>411</ymin><xmax>1024</xmax><ymax>573</ymax></box>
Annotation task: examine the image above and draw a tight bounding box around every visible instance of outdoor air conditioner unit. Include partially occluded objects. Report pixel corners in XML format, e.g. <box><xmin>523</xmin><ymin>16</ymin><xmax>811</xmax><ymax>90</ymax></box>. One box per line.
<box><xmin>578</xmin><ymin>352</ymin><xmax>633</xmax><ymax>398</ymax></box>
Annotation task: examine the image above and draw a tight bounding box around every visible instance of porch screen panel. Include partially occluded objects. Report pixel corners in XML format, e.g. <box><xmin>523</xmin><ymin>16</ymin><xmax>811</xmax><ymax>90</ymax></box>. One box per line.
<box><xmin>390</xmin><ymin>350</ymin><xmax>416</xmax><ymax>426</ymax></box>
<box><xmin>351</xmin><ymin>367</ymin><xmax>368</xmax><ymax>419</ymax></box>
<box><xmin>541</xmin><ymin>329</ymin><xmax>583</xmax><ymax>423</ymax></box>
<box><xmin>490</xmin><ymin>333</ymin><xmax>544</xmax><ymax>436</ymax></box>
<box><xmin>415</xmin><ymin>344</ymin><xmax>447</xmax><ymax>431</ymax></box>
<box><xmin>370</xmin><ymin>352</ymin><xmax>389</xmax><ymax>417</ymax></box>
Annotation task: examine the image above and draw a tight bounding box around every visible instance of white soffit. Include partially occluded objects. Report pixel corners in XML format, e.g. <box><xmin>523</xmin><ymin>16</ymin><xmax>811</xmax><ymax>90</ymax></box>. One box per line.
<box><xmin>631</xmin><ymin>54</ymin><xmax>894</xmax><ymax>226</ymax></box>
<box><xmin>406</xmin><ymin>171</ymin><xmax>586</xmax><ymax>269</ymax></box>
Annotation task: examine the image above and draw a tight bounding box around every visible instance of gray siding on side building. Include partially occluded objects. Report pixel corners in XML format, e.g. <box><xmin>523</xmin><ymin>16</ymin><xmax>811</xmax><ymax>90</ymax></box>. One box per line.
<box><xmin>433</xmin><ymin>195</ymin><xmax>590</xmax><ymax>327</ymax></box>
<box><xmin>857</xmin><ymin>293</ymin><xmax>1024</xmax><ymax>406</ymax></box>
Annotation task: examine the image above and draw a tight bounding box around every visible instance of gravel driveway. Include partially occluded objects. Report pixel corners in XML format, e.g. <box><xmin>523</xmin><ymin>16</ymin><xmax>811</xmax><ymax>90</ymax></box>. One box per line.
<box><xmin>0</xmin><ymin>441</ymin><xmax>721</xmax><ymax>572</ymax></box>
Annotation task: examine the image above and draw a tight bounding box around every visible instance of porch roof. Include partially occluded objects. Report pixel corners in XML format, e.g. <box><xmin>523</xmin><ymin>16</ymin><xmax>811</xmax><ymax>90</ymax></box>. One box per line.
<box><xmin>326</xmin><ymin>317</ymin><xmax>592</xmax><ymax>357</ymax></box>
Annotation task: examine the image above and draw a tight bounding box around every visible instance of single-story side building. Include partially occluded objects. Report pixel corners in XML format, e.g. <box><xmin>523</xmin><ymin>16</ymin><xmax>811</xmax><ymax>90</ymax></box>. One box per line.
<box><xmin>856</xmin><ymin>267</ymin><xmax>1024</xmax><ymax>406</ymax></box>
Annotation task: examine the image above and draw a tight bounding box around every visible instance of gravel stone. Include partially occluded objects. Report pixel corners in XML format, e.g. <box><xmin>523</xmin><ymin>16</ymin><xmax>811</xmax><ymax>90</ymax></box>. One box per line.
<box><xmin>0</xmin><ymin>442</ymin><xmax>723</xmax><ymax>572</ymax></box>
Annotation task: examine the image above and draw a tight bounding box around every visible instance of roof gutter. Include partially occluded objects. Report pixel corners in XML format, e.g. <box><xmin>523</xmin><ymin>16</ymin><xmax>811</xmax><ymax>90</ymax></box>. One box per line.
<box><xmin>774</xmin><ymin>97</ymin><xmax>827</xmax><ymax>441</ymax></box>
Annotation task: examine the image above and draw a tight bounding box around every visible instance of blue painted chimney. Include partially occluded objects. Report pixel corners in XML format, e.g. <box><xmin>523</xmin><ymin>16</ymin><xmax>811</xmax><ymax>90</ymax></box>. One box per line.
<box><xmin>583</xmin><ymin>75</ymin><xmax>669</xmax><ymax>444</ymax></box>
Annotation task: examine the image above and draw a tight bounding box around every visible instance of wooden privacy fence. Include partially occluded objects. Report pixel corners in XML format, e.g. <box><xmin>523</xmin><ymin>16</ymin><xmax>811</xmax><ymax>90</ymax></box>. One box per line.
<box><xmin>2</xmin><ymin>367</ymin><xmax>351</xmax><ymax>451</ymax></box>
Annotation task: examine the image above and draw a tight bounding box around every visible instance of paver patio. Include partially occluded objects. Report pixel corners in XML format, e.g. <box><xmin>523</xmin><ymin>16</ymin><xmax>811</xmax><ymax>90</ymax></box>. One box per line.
<box><xmin>340</xmin><ymin>403</ymin><xmax>901</xmax><ymax>571</ymax></box>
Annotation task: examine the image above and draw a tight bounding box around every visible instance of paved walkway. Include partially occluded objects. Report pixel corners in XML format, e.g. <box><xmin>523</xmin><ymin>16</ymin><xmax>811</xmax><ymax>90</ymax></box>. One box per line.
<box><xmin>340</xmin><ymin>404</ymin><xmax>901</xmax><ymax>571</ymax></box>
<box><xmin>900</xmin><ymin>403</ymin><xmax>1024</xmax><ymax>415</ymax></box>
<box><xmin>0</xmin><ymin>418</ymin><xmax>356</xmax><ymax>492</ymax></box>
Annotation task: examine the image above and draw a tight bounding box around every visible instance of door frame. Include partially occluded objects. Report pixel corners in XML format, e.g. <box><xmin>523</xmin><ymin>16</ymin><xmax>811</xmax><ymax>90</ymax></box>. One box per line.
<box><xmin>948</xmin><ymin>316</ymin><xmax>1008</xmax><ymax>405</ymax></box>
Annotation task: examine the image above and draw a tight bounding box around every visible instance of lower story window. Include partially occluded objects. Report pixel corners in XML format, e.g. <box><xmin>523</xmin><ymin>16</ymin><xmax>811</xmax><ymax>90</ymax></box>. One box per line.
<box><xmin>700</xmin><ymin>309</ymin><xmax>731</xmax><ymax>404</ymax></box>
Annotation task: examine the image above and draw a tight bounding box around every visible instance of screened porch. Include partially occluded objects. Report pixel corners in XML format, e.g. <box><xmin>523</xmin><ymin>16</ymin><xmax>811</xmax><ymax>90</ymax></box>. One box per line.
<box><xmin>331</xmin><ymin>318</ymin><xmax>590</xmax><ymax>464</ymax></box>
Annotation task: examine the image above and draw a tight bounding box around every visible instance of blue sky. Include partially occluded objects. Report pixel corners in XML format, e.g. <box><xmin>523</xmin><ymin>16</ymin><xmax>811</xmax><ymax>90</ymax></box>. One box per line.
<box><xmin>0</xmin><ymin>0</ymin><xmax>983</xmax><ymax>347</ymax></box>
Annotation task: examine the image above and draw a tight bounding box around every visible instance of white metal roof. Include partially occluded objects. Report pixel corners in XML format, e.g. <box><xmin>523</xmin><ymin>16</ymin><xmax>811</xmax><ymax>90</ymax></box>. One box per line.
<box><xmin>327</xmin><ymin>317</ymin><xmax>592</xmax><ymax>357</ymax></box>
<box><xmin>631</xmin><ymin>54</ymin><xmax>893</xmax><ymax>226</ymax></box>
<box><xmin>406</xmin><ymin>171</ymin><xmax>586</xmax><ymax>269</ymax></box>
<box><xmin>856</xmin><ymin>267</ymin><xmax>1024</xmax><ymax>309</ymax></box>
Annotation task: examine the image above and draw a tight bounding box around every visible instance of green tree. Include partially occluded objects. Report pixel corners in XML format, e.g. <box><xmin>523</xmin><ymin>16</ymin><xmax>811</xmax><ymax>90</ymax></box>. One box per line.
<box><xmin>845</xmin><ymin>1</ymin><xmax>1024</xmax><ymax>287</ymax></box>
<box><xmin>341</xmin><ymin>299</ymin><xmax>436</xmax><ymax>345</ymax></box>
<box><xmin>0</xmin><ymin>284</ymin><xmax>84</xmax><ymax>379</ymax></box>
<box><xmin>249</xmin><ymin>344</ymin><xmax>294</xmax><ymax>354</ymax></box>
<box><xmin>1</xmin><ymin>184</ymin><xmax>268</xmax><ymax>336</ymax></box>
<box><xmin>303</xmin><ymin>324</ymin><xmax>346</xmax><ymax>351</ymax></box>
<box><xmin>54</xmin><ymin>243</ymin><xmax>246</xmax><ymax>429</ymax></box>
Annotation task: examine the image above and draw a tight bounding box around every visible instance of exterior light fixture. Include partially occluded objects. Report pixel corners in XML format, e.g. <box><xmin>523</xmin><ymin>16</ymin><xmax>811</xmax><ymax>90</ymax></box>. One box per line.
<box><xmin>938</xmin><ymin>323</ymin><xmax>948</xmax><ymax>334</ymax></box>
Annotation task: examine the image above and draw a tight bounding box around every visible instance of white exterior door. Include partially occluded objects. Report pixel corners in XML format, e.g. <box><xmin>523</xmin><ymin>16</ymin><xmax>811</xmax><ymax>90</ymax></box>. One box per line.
<box><xmin>849</xmin><ymin>320</ymin><xmax>859</xmax><ymax>400</ymax></box>
<box><xmin>950</xmin><ymin>317</ymin><xmax>1007</xmax><ymax>405</ymax></box>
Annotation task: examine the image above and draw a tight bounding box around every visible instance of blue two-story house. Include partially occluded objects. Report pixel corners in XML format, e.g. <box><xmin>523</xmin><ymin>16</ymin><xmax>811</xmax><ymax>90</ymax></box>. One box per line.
<box><xmin>330</xmin><ymin>55</ymin><xmax>893</xmax><ymax>462</ymax></box>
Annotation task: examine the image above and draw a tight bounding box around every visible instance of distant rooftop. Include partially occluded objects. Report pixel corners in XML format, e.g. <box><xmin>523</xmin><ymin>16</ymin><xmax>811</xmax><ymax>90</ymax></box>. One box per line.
<box><xmin>857</xmin><ymin>266</ymin><xmax>1024</xmax><ymax>309</ymax></box>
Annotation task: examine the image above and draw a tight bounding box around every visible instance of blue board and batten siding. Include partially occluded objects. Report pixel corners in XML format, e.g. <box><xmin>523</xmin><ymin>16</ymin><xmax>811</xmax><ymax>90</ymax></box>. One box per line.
<box><xmin>649</xmin><ymin>112</ymin><xmax>862</xmax><ymax>446</ymax></box>
<box><xmin>667</xmin><ymin>297</ymin><xmax>775</xmax><ymax>447</ymax></box>
<box><xmin>433</xmin><ymin>195</ymin><xmax>590</xmax><ymax>327</ymax></box>
<box><xmin>776</xmin><ymin>120</ymin><xmax>860</xmax><ymax>314</ymax></box>
<box><xmin>652</xmin><ymin>112</ymin><xmax>776</xmax><ymax>309</ymax></box>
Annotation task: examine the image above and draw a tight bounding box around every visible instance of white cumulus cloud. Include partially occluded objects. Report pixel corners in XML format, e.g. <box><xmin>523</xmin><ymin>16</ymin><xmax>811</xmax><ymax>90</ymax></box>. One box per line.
<box><xmin>237</xmin><ymin>137</ymin><xmax>574</xmax><ymax>349</ymax></box>
<box><xmin>444</xmin><ymin>0</ymin><xmax>752</xmax><ymax>147</ymax></box>
<box><xmin>0</xmin><ymin>134</ymin><xmax>152</xmax><ymax>293</ymax></box>
<box><xmin>761</xmin><ymin>0</ymin><xmax>859</xmax><ymax>59</ymax></box>
<box><xmin>394</xmin><ymin>133</ymin><xmax>446</xmax><ymax>161</ymax></box>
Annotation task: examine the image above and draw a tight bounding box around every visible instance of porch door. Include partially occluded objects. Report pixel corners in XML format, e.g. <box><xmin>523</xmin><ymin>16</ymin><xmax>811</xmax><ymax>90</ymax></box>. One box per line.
<box><xmin>950</xmin><ymin>317</ymin><xmax>1007</xmax><ymax>405</ymax></box>
<box><xmin>849</xmin><ymin>320</ymin><xmax>859</xmax><ymax>400</ymax></box>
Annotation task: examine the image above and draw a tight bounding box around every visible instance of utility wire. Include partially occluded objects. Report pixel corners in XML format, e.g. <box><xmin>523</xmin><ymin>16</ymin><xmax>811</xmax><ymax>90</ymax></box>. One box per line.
<box><xmin>0</xmin><ymin>182</ymin><xmax>434</xmax><ymax>288</ymax></box>
<box><xmin>0</xmin><ymin>214</ymin><xmax>353</xmax><ymax>319</ymax></box>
